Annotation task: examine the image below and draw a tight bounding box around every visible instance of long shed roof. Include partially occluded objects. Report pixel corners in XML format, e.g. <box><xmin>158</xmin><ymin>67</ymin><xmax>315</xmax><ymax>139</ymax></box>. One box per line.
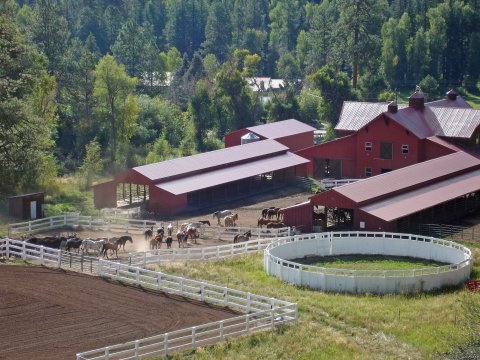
<box><xmin>132</xmin><ymin>139</ymin><xmax>288</xmax><ymax>182</ymax></box>
<box><xmin>333</xmin><ymin>151</ymin><xmax>480</xmax><ymax>204</ymax></box>
<box><xmin>361</xmin><ymin>168</ymin><xmax>480</xmax><ymax>222</ymax></box>
<box><xmin>157</xmin><ymin>152</ymin><xmax>309</xmax><ymax>195</ymax></box>
<box><xmin>248</xmin><ymin>119</ymin><xmax>316</xmax><ymax>139</ymax></box>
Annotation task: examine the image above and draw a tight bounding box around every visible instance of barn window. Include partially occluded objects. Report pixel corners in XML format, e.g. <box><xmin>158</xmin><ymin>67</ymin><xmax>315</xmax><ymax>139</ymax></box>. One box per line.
<box><xmin>365</xmin><ymin>141</ymin><xmax>372</xmax><ymax>151</ymax></box>
<box><xmin>380</xmin><ymin>142</ymin><xmax>393</xmax><ymax>159</ymax></box>
<box><xmin>402</xmin><ymin>144</ymin><xmax>409</xmax><ymax>154</ymax></box>
<box><xmin>365</xmin><ymin>167</ymin><xmax>372</xmax><ymax>177</ymax></box>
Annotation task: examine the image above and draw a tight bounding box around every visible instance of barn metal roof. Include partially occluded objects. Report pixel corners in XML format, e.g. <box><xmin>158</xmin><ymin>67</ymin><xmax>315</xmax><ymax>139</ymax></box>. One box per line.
<box><xmin>157</xmin><ymin>152</ymin><xmax>309</xmax><ymax>195</ymax></box>
<box><xmin>361</xmin><ymin>168</ymin><xmax>480</xmax><ymax>222</ymax></box>
<box><xmin>335</xmin><ymin>102</ymin><xmax>407</xmax><ymax>132</ymax></box>
<box><xmin>428</xmin><ymin>107</ymin><xmax>480</xmax><ymax>138</ymax></box>
<box><xmin>247</xmin><ymin>119</ymin><xmax>316</xmax><ymax>139</ymax></box>
<box><xmin>334</xmin><ymin>151</ymin><xmax>480</xmax><ymax>204</ymax></box>
<box><xmin>335</xmin><ymin>99</ymin><xmax>480</xmax><ymax>139</ymax></box>
<box><xmin>133</xmin><ymin>140</ymin><xmax>288</xmax><ymax>182</ymax></box>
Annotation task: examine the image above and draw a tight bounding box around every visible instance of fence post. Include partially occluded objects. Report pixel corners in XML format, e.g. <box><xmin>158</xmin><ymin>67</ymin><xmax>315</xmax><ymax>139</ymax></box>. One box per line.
<box><xmin>246</xmin><ymin>313</ymin><xmax>250</xmax><ymax>332</ymax></box>
<box><xmin>192</xmin><ymin>327</ymin><xmax>196</xmax><ymax>348</ymax></box>
<box><xmin>28</xmin><ymin>221</ymin><xmax>32</xmax><ymax>233</ymax></box>
<box><xmin>219</xmin><ymin>320</ymin><xmax>224</xmax><ymax>339</ymax></box>
<box><xmin>6</xmin><ymin>239</ymin><xmax>10</xmax><ymax>258</ymax></box>
<box><xmin>22</xmin><ymin>241</ymin><xmax>26</xmax><ymax>260</ymax></box>
<box><xmin>134</xmin><ymin>340</ymin><xmax>140</xmax><ymax>357</ymax></box>
<box><xmin>40</xmin><ymin>246</ymin><xmax>44</xmax><ymax>265</ymax></box>
<box><xmin>81</xmin><ymin>254</ymin><xmax>84</xmax><ymax>272</ymax></box>
<box><xmin>200</xmin><ymin>282</ymin><xmax>205</xmax><ymax>301</ymax></box>
<box><xmin>143</xmin><ymin>252</ymin><xmax>147</xmax><ymax>268</ymax></box>
<box><xmin>104</xmin><ymin>347</ymin><xmax>110</xmax><ymax>360</ymax></box>
<box><xmin>58</xmin><ymin>249</ymin><xmax>62</xmax><ymax>268</ymax></box>
<box><xmin>64</xmin><ymin>214</ymin><xmax>67</xmax><ymax>226</ymax></box>
<box><xmin>164</xmin><ymin>333</ymin><xmax>169</xmax><ymax>354</ymax></box>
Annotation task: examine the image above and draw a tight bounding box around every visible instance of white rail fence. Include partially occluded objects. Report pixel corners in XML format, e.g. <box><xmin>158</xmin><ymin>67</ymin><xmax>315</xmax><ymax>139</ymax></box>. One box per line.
<box><xmin>7</xmin><ymin>213</ymin><xmax>292</xmax><ymax>242</ymax></box>
<box><xmin>321</xmin><ymin>178</ymin><xmax>359</xmax><ymax>189</ymax></box>
<box><xmin>0</xmin><ymin>239</ymin><xmax>298</xmax><ymax>360</ymax></box>
<box><xmin>128</xmin><ymin>236</ymin><xmax>275</xmax><ymax>267</ymax></box>
<box><xmin>265</xmin><ymin>231</ymin><xmax>473</xmax><ymax>293</ymax></box>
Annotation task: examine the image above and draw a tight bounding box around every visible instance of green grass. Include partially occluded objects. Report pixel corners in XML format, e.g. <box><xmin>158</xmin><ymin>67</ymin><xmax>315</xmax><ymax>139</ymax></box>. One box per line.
<box><xmin>464</xmin><ymin>92</ymin><xmax>480</xmax><ymax>109</ymax></box>
<box><xmin>297</xmin><ymin>255</ymin><xmax>446</xmax><ymax>271</ymax></box>
<box><xmin>149</xmin><ymin>244</ymin><xmax>479</xmax><ymax>360</ymax></box>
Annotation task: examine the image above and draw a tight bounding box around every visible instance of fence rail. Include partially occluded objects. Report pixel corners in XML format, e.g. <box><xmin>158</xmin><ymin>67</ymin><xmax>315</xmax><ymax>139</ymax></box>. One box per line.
<box><xmin>321</xmin><ymin>178</ymin><xmax>359</xmax><ymax>189</ymax></box>
<box><xmin>76</xmin><ymin>260</ymin><xmax>297</xmax><ymax>360</ymax></box>
<box><xmin>128</xmin><ymin>227</ymin><xmax>291</xmax><ymax>267</ymax></box>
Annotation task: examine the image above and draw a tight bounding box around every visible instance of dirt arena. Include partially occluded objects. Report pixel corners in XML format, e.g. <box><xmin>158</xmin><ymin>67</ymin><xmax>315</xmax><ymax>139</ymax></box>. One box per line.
<box><xmin>0</xmin><ymin>265</ymin><xmax>240</xmax><ymax>360</ymax></box>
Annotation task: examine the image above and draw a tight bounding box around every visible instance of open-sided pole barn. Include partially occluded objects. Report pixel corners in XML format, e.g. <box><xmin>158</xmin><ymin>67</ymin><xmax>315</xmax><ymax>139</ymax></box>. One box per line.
<box><xmin>93</xmin><ymin>140</ymin><xmax>309</xmax><ymax>215</ymax></box>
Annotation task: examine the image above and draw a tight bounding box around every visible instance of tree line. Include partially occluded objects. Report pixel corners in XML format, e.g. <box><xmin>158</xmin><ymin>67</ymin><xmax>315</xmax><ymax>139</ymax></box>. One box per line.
<box><xmin>2</xmin><ymin>0</ymin><xmax>479</xmax><ymax>195</ymax></box>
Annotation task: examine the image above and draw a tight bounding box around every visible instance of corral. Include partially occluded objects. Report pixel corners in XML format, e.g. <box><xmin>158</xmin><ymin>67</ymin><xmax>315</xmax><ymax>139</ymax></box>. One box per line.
<box><xmin>265</xmin><ymin>232</ymin><xmax>473</xmax><ymax>293</ymax></box>
<box><xmin>0</xmin><ymin>265</ymin><xmax>240</xmax><ymax>360</ymax></box>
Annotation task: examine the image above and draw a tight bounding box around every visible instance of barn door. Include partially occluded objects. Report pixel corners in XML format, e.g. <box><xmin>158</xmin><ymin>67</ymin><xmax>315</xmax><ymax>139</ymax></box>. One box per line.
<box><xmin>313</xmin><ymin>158</ymin><xmax>342</xmax><ymax>179</ymax></box>
<box><xmin>30</xmin><ymin>201</ymin><xmax>37</xmax><ymax>219</ymax></box>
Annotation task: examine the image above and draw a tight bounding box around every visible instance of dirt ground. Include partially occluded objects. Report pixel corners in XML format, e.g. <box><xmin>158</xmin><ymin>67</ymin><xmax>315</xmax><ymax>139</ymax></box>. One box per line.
<box><xmin>0</xmin><ymin>265</ymin><xmax>240</xmax><ymax>360</ymax></box>
<box><xmin>31</xmin><ymin>188</ymin><xmax>312</xmax><ymax>256</ymax></box>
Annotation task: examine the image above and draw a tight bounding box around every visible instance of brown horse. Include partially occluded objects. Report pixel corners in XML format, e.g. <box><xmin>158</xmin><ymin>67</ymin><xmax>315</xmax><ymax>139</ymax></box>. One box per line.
<box><xmin>233</xmin><ymin>230</ymin><xmax>252</xmax><ymax>244</ymax></box>
<box><xmin>152</xmin><ymin>234</ymin><xmax>163</xmax><ymax>249</ymax></box>
<box><xmin>144</xmin><ymin>226</ymin><xmax>154</xmax><ymax>241</ymax></box>
<box><xmin>257</xmin><ymin>217</ymin><xmax>274</xmax><ymax>228</ymax></box>
<box><xmin>101</xmin><ymin>242</ymin><xmax>119</xmax><ymax>258</ymax></box>
<box><xmin>185</xmin><ymin>227</ymin><xmax>199</xmax><ymax>244</ymax></box>
<box><xmin>116</xmin><ymin>236</ymin><xmax>133</xmax><ymax>251</ymax></box>
<box><xmin>266</xmin><ymin>222</ymin><xmax>286</xmax><ymax>229</ymax></box>
<box><xmin>224</xmin><ymin>213</ymin><xmax>238</xmax><ymax>227</ymax></box>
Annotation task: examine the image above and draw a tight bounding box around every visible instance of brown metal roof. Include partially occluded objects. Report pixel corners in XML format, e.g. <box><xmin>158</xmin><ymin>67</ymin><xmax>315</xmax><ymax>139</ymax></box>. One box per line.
<box><xmin>247</xmin><ymin>119</ymin><xmax>316</xmax><ymax>139</ymax></box>
<box><xmin>334</xmin><ymin>151</ymin><xmax>480</xmax><ymax>204</ymax></box>
<box><xmin>425</xmin><ymin>136</ymin><xmax>464</xmax><ymax>152</ymax></box>
<box><xmin>335</xmin><ymin>102</ymin><xmax>407</xmax><ymax>132</ymax></box>
<box><xmin>133</xmin><ymin>139</ymin><xmax>288</xmax><ymax>182</ymax></box>
<box><xmin>361</xmin><ymin>168</ymin><xmax>480</xmax><ymax>222</ymax></box>
<box><xmin>157</xmin><ymin>152</ymin><xmax>309</xmax><ymax>195</ymax></box>
<box><xmin>386</xmin><ymin>107</ymin><xmax>435</xmax><ymax>139</ymax></box>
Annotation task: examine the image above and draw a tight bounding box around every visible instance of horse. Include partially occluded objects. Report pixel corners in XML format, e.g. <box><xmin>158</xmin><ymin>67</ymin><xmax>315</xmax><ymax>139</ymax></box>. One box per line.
<box><xmin>257</xmin><ymin>217</ymin><xmax>274</xmax><ymax>228</ymax></box>
<box><xmin>266</xmin><ymin>208</ymin><xmax>278</xmax><ymax>219</ymax></box>
<box><xmin>101</xmin><ymin>242</ymin><xmax>119</xmax><ymax>258</ymax></box>
<box><xmin>213</xmin><ymin>210</ymin><xmax>233</xmax><ymax>225</ymax></box>
<box><xmin>233</xmin><ymin>230</ymin><xmax>252</xmax><ymax>244</ymax></box>
<box><xmin>165</xmin><ymin>236</ymin><xmax>173</xmax><ymax>249</ymax></box>
<box><xmin>224</xmin><ymin>214</ymin><xmax>238</xmax><ymax>227</ymax></box>
<box><xmin>65</xmin><ymin>238</ymin><xmax>83</xmax><ymax>253</ymax></box>
<box><xmin>153</xmin><ymin>233</ymin><xmax>163</xmax><ymax>248</ymax></box>
<box><xmin>185</xmin><ymin>227</ymin><xmax>199</xmax><ymax>244</ymax></box>
<box><xmin>144</xmin><ymin>226</ymin><xmax>154</xmax><ymax>241</ymax></box>
<box><xmin>198</xmin><ymin>220</ymin><xmax>210</xmax><ymax>226</ymax></box>
<box><xmin>176</xmin><ymin>230</ymin><xmax>188</xmax><ymax>248</ymax></box>
<box><xmin>149</xmin><ymin>237</ymin><xmax>159</xmax><ymax>250</ymax></box>
<box><xmin>261</xmin><ymin>208</ymin><xmax>269</xmax><ymax>218</ymax></box>
<box><xmin>116</xmin><ymin>236</ymin><xmax>133</xmax><ymax>251</ymax></box>
<box><xmin>267</xmin><ymin>222</ymin><xmax>286</xmax><ymax>229</ymax></box>
<box><xmin>156</xmin><ymin>226</ymin><xmax>164</xmax><ymax>236</ymax></box>
<box><xmin>81</xmin><ymin>239</ymin><xmax>105</xmax><ymax>255</ymax></box>
<box><xmin>167</xmin><ymin>223</ymin><xmax>173</xmax><ymax>236</ymax></box>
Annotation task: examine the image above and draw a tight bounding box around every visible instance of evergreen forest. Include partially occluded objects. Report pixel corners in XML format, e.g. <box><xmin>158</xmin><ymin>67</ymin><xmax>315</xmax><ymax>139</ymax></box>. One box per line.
<box><xmin>1</xmin><ymin>0</ymin><xmax>480</xmax><ymax>195</ymax></box>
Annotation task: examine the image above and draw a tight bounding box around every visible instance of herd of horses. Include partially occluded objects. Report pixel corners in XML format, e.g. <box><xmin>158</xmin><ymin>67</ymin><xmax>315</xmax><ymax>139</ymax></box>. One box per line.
<box><xmin>257</xmin><ymin>207</ymin><xmax>286</xmax><ymax>229</ymax></box>
<box><xmin>22</xmin><ymin>234</ymin><xmax>133</xmax><ymax>259</ymax></box>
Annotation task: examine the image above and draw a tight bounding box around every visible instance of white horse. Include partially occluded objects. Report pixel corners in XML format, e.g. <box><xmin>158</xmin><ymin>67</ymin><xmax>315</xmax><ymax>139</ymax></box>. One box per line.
<box><xmin>81</xmin><ymin>239</ymin><xmax>105</xmax><ymax>255</ymax></box>
<box><xmin>213</xmin><ymin>210</ymin><xmax>233</xmax><ymax>225</ymax></box>
<box><xmin>167</xmin><ymin>223</ymin><xmax>174</xmax><ymax>236</ymax></box>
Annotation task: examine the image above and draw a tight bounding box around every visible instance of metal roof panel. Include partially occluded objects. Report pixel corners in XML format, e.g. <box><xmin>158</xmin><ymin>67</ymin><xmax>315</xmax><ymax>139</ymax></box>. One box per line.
<box><xmin>361</xmin><ymin>168</ymin><xmax>480</xmax><ymax>221</ymax></box>
<box><xmin>133</xmin><ymin>140</ymin><xmax>288</xmax><ymax>182</ymax></box>
<box><xmin>334</xmin><ymin>151</ymin><xmax>480</xmax><ymax>203</ymax></box>
<box><xmin>247</xmin><ymin>119</ymin><xmax>316</xmax><ymax>139</ymax></box>
<box><xmin>157</xmin><ymin>152</ymin><xmax>309</xmax><ymax>195</ymax></box>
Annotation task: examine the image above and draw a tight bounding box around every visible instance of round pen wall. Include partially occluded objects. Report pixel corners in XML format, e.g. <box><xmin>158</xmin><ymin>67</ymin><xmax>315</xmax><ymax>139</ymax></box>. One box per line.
<box><xmin>264</xmin><ymin>232</ymin><xmax>473</xmax><ymax>294</ymax></box>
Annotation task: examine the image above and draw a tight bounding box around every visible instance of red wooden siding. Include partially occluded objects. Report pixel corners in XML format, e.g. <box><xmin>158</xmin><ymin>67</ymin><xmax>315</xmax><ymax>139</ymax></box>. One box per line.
<box><xmin>224</xmin><ymin>129</ymin><xmax>250</xmax><ymax>148</ymax></box>
<box><xmin>275</xmin><ymin>132</ymin><xmax>314</xmax><ymax>151</ymax></box>
<box><xmin>281</xmin><ymin>201</ymin><xmax>312</xmax><ymax>232</ymax></box>
<box><xmin>149</xmin><ymin>187</ymin><xmax>187</xmax><ymax>215</ymax></box>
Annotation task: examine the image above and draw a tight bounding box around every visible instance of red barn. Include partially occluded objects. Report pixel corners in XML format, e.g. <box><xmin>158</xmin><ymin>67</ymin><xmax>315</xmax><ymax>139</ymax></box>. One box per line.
<box><xmin>296</xmin><ymin>90</ymin><xmax>480</xmax><ymax>180</ymax></box>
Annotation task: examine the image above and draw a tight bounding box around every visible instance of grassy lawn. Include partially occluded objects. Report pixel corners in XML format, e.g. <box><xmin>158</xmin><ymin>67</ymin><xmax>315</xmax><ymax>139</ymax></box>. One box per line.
<box><xmin>465</xmin><ymin>92</ymin><xmax>480</xmax><ymax>109</ymax></box>
<box><xmin>296</xmin><ymin>255</ymin><xmax>446</xmax><ymax>271</ymax></box>
<box><xmin>150</xmin><ymin>243</ymin><xmax>479</xmax><ymax>360</ymax></box>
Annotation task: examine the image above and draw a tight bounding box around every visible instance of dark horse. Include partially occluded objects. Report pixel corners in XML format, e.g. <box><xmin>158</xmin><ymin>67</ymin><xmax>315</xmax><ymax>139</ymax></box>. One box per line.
<box><xmin>116</xmin><ymin>235</ymin><xmax>133</xmax><ymax>251</ymax></box>
<box><xmin>198</xmin><ymin>220</ymin><xmax>211</xmax><ymax>226</ymax></box>
<box><xmin>165</xmin><ymin>236</ymin><xmax>173</xmax><ymax>249</ymax></box>
<box><xmin>144</xmin><ymin>226</ymin><xmax>154</xmax><ymax>241</ymax></box>
<box><xmin>65</xmin><ymin>237</ymin><xmax>83</xmax><ymax>253</ymax></box>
